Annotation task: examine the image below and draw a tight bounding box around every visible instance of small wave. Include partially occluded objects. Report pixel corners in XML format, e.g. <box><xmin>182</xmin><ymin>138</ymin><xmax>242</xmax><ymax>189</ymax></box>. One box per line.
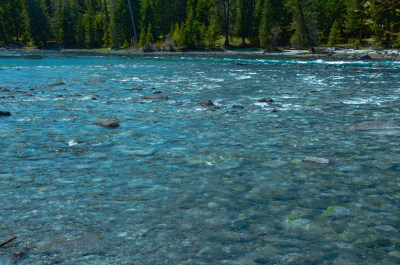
<box><xmin>68</xmin><ymin>140</ymin><xmax>78</xmax><ymax>146</ymax></box>
<box><xmin>236</xmin><ymin>75</ymin><xmax>252</xmax><ymax>80</ymax></box>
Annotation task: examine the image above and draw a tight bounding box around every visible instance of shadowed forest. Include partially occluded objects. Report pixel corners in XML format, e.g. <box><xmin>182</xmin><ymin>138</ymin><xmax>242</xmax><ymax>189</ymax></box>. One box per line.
<box><xmin>0</xmin><ymin>0</ymin><xmax>399</xmax><ymax>50</ymax></box>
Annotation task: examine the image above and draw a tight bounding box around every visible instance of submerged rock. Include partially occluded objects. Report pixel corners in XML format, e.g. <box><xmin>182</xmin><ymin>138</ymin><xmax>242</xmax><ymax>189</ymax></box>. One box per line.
<box><xmin>232</xmin><ymin>105</ymin><xmax>244</xmax><ymax>109</ymax></box>
<box><xmin>348</xmin><ymin>67</ymin><xmax>359</xmax><ymax>72</ymax></box>
<box><xmin>349</xmin><ymin>121</ymin><xmax>400</xmax><ymax>131</ymax></box>
<box><xmin>48</xmin><ymin>81</ymin><xmax>65</xmax><ymax>86</ymax></box>
<box><xmin>47</xmin><ymin>237</ymin><xmax>107</xmax><ymax>256</ymax></box>
<box><xmin>62</xmin><ymin>237</ymin><xmax>106</xmax><ymax>253</ymax></box>
<box><xmin>13</xmin><ymin>251</ymin><xmax>25</xmax><ymax>258</ymax></box>
<box><xmin>323</xmin><ymin>205</ymin><xmax>350</xmax><ymax>216</ymax></box>
<box><xmin>198</xmin><ymin>100</ymin><xmax>215</xmax><ymax>107</ymax></box>
<box><xmin>124</xmin><ymin>86</ymin><xmax>143</xmax><ymax>91</ymax></box>
<box><xmin>0</xmin><ymin>110</ymin><xmax>11</xmax><ymax>116</ymax></box>
<box><xmin>303</xmin><ymin>156</ymin><xmax>331</xmax><ymax>165</ymax></box>
<box><xmin>93</xmin><ymin>119</ymin><xmax>119</xmax><ymax>128</ymax></box>
<box><xmin>140</xmin><ymin>94</ymin><xmax>168</xmax><ymax>99</ymax></box>
<box><xmin>258</xmin><ymin>97</ymin><xmax>274</xmax><ymax>103</ymax></box>
<box><xmin>360</xmin><ymin>54</ymin><xmax>372</xmax><ymax>60</ymax></box>
<box><xmin>88</xmin><ymin>78</ymin><xmax>105</xmax><ymax>82</ymax></box>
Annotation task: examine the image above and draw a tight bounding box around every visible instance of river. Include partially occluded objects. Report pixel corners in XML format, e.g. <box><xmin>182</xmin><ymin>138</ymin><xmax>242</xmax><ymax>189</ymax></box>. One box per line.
<box><xmin>0</xmin><ymin>52</ymin><xmax>400</xmax><ymax>264</ymax></box>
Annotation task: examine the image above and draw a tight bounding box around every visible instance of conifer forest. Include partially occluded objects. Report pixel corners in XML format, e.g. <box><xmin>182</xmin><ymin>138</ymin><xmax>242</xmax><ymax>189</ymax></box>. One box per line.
<box><xmin>0</xmin><ymin>0</ymin><xmax>399</xmax><ymax>50</ymax></box>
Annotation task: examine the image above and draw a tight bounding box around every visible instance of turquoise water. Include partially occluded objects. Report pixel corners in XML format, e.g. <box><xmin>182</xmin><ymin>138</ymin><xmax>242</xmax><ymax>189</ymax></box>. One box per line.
<box><xmin>1</xmin><ymin>52</ymin><xmax>400</xmax><ymax>264</ymax></box>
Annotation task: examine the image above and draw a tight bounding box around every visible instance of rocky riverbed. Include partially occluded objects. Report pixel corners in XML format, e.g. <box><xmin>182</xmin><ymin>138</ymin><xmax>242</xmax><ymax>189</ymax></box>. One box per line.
<box><xmin>1</xmin><ymin>51</ymin><xmax>400</xmax><ymax>264</ymax></box>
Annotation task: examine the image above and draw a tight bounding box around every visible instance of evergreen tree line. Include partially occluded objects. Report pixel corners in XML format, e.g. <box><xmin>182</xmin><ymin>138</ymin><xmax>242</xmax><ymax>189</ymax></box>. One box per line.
<box><xmin>0</xmin><ymin>0</ymin><xmax>399</xmax><ymax>50</ymax></box>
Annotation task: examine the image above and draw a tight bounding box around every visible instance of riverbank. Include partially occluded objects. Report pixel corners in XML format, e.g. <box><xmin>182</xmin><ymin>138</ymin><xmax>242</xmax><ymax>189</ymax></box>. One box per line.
<box><xmin>62</xmin><ymin>47</ymin><xmax>400</xmax><ymax>61</ymax></box>
<box><xmin>1</xmin><ymin>47</ymin><xmax>399</xmax><ymax>61</ymax></box>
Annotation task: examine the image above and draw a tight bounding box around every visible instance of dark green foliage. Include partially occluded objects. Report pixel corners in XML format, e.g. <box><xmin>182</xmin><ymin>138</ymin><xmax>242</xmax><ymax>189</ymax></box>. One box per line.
<box><xmin>259</xmin><ymin>0</ymin><xmax>274</xmax><ymax>48</ymax></box>
<box><xmin>0</xmin><ymin>0</ymin><xmax>399</xmax><ymax>49</ymax></box>
<box><xmin>181</xmin><ymin>10</ymin><xmax>203</xmax><ymax>49</ymax></box>
<box><xmin>206</xmin><ymin>19</ymin><xmax>220</xmax><ymax>48</ymax></box>
<box><xmin>344</xmin><ymin>0</ymin><xmax>366</xmax><ymax>41</ymax></box>
<box><xmin>236</xmin><ymin>0</ymin><xmax>254</xmax><ymax>46</ymax></box>
<box><xmin>55</xmin><ymin>2</ymin><xmax>76</xmax><ymax>47</ymax></box>
<box><xmin>328</xmin><ymin>20</ymin><xmax>341</xmax><ymax>46</ymax></box>
<box><xmin>287</xmin><ymin>0</ymin><xmax>320</xmax><ymax>50</ymax></box>
<box><xmin>22</xmin><ymin>0</ymin><xmax>50</xmax><ymax>47</ymax></box>
<box><xmin>139</xmin><ymin>0</ymin><xmax>159</xmax><ymax>46</ymax></box>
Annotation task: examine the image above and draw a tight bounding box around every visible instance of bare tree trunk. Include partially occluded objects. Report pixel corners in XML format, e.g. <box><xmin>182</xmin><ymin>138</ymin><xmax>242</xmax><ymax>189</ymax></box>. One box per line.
<box><xmin>127</xmin><ymin>0</ymin><xmax>138</xmax><ymax>45</ymax></box>
<box><xmin>223</xmin><ymin>0</ymin><xmax>230</xmax><ymax>47</ymax></box>
<box><xmin>386</xmin><ymin>9</ymin><xmax>391</xmax><ymax>48</ymax></box>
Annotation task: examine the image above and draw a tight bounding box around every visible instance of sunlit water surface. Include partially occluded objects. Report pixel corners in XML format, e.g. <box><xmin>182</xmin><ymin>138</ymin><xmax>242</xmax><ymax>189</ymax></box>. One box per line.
<box><xmin>1</xmin><ymin>52</ymin><xmax>400</xmax><ymax>264</ymax></box>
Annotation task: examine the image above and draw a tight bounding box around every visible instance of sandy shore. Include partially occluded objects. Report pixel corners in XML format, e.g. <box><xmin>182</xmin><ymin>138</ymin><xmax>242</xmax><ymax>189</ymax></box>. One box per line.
<box><xmin>1</xmin><ymin>47</ymin><xmax>399</xmax><ymax>61</ymax></box>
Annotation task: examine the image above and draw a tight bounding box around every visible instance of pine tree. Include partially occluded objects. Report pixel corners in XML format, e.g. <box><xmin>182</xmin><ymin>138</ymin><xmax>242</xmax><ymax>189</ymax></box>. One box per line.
<box><xmin>206</xmin><ymin>19</ymin><xmax>219</xmax><ymax>48</ymax></box>
<box><xmin>344</xmin><ymin>0</ymin><xmax>366</xmax><ymax>42</ymax></box>
<box><xmin>145</xmin><ymin>23</ymin><xmax>154</xmax><ymax>44</ymax></box>
<box><xmin>195</xmin><ymin>0</ymin><xmax>211</xmax><ymax>26</ymax></box>
<box><xmin>211</xmin><ymin>0</ymin><xmax>232</xmax><ymax>47</ymax></box>
<box><xmin>53</xmin><ymin>0</ymin><xmax>76</xmax><ymax>47</ymax></box>
<box><xmin>139</xmin><ymin>25</ymin><xmax>146</xmax><ymax>46</ymax></box>
<box><xmin>181</xmin><ymin>10</ymin><xmax>202</xmax><ymax>49</ymax></box>
<box><xmin>286</xmin><ymin>0</ymin><xmax>320</xmax><ymax>51</ymax></box>
<box><xmin>367</xmin><ymin>0</ymin><xmax>397</xmax><ymax>48</ymax></box>
<box><xmin>328</xmin><ymin>19</ymin><xmax>341</xmax><ymax>46</ymax></box>
<box><xmin>172</xmin><ymin>22</ymin><xmax>181</xmax><ymax>47</ymax></box>
<box><xmin>0</xmin><ymin>0</ymin><xmax>24</xmax><ymax>44</ymax></box>
<box><xmin>101</xmin><ymin>0</ymin><xmax>111</xmax><ymax>47</ymax></box>
<box><xmin>114</xmin><ymin>0</ymin><xmax>132</xmax><ymax>47</ymax></box>
<box><xmin>22</xmin><ymin>0</ymin><xmax>50</xmax><ymax>47</ymax></box>
<box><xmin>236</xmin><ymin>0</ymin><xmax>254</xmax><ymax>46</ymax></box>
<box><xmin>139</xmin><ymin>0</ymin><xmax>159</xmax><ymax>45</ymax></box>
<box><xmin>259</xmin><ymin>0</ymin><xmax>274</xmax><ymax>49</ymax></box>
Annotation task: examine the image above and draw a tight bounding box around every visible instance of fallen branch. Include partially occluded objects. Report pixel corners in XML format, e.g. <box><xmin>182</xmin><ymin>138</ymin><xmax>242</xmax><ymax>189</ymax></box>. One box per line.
<box><xmin>312</xmin><ymin>49</ymin><xmax>400</xmax><ymax>108</ymax></box>
<box><xmin>0</xmin><ymin>236</ymin><xmax>17</xmax><ymax>247</ymax></box>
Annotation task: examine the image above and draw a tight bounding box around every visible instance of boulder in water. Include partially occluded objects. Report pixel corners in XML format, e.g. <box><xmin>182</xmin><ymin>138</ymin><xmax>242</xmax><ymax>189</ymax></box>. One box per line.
<box><xmin>0</xmin><ymin>110</ymin><xmax>11</xmax><ymax>116</ymax></box>
<box><xmin>88</xmin><ymin>78</ymin><xmax>105</xmax><ymax>82</ymax></box>
<box><xmin>48</xmin><ymin>81</ymin><xmax>65</xmax><ymax>86</ymax></box>
<box><xmin>13</xmin><ymin>251</ymin><xmax>26</xmax><ymax>258</ymax></box>
<box><xmin>93</xmin><ymin>119</ymin><xmax>120</xmax><ymax>128</ymax></box>
<box><xmin>124</xmin><ymin>86</ymin><xmax>143</xmax><ymax>91</ymax></box>
<box><xmin>258</xmin><ymin>97</ymin><xmax>274</xmax><ymax>103</ymax></box>
<box><xmin>349</xmin><ymin>121</ymin><xmax>400</xmax><ymax>131</ymax></box>
<box><xmin>360</xmin><ymin>54</ymin><xmax>372</xmax><ymax>61</ymax></box>
<box><xmin>198</xmin><ymin>100</ymin><xmax>215</xmax><ymax>107</ymax></box>
<box><xmin>140</xmin><ymin>94</ymin><xmax>168</xmax><ymax>99</ymax></box>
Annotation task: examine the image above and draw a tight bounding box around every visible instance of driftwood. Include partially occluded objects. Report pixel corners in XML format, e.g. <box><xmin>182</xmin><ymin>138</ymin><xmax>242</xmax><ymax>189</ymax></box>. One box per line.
<box><xmin>0</xmin><ymin>236</ymin><xmax>17</xmax><ymax>247</ymax></box>
<box><xmin>313</xmin><ymin>49</ymin><xmax>399</xmax><ymax>108</ymax></box>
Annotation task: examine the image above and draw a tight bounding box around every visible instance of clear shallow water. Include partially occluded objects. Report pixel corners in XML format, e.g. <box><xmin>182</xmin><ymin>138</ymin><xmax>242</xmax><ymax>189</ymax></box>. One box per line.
<box><xmin>0</xmin><ymin>52</ymin><xmax>400</xmax><ymax>264</ymax></box>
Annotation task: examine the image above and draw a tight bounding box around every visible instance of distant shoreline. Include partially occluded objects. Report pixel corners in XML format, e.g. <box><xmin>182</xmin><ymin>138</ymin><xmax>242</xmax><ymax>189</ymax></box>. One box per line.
<box><xmin>1</xmin><ymin>47</ymin><xmax>399</xmax><ymax>61</ymax></box>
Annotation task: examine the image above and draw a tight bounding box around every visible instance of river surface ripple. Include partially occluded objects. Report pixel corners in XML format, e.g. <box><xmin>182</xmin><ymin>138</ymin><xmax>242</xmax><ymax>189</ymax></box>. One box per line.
<box><xmin>0</xmin><ymin>53</ymin><xmax>400</xmax><ymax>264</ymax></box>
